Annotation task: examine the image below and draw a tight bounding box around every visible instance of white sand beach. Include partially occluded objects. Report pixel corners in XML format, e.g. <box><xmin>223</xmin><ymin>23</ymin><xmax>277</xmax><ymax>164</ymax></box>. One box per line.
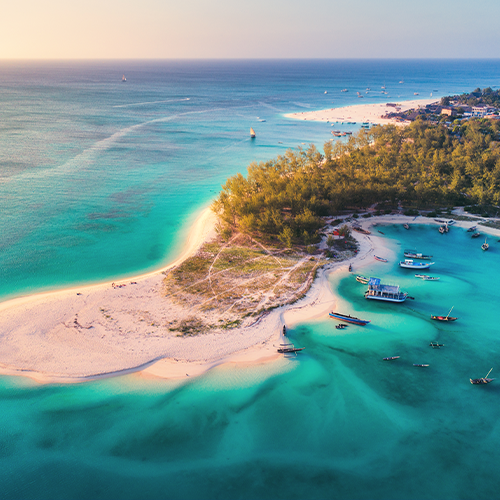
<box><xmin>285</xmin><ymin>98</ymin><xmax>438</xmax><ymax>126</ymax></box>
<box><xmin>0</xmin><ymin>206</ymin><xmax>498</xmax><ymax>384</ymax></box>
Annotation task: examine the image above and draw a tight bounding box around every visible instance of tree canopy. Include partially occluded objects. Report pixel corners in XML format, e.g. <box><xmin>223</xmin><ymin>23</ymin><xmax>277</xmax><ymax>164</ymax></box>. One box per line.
<box><xmin>212</xmin><ymin>119</ymin><xmax>500</xmax><ymax>244</ymax></box>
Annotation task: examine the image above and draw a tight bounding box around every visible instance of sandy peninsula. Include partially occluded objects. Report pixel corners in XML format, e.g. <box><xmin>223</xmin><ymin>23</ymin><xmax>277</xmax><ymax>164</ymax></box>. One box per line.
<box><xmin>285</xmin><ymin>98</ymin><xmax>438</xmax><ymax>126</ymax></box>
<box><xmin>0</xmin><ymin>205</ymin><xmax>498</xmax><ymax>384</ymax></box>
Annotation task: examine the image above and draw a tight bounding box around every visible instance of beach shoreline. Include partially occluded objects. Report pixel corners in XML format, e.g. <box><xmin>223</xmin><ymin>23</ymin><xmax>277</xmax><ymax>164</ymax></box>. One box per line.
<box><xmin>1</xmin><ymin>208</ymin><xmax>499</xmax><ymax>384</ymax></box>
<box><xmin>284</xmin><ymin>97</ymin><xmax>438</xmax><ymax>126</ymax></box>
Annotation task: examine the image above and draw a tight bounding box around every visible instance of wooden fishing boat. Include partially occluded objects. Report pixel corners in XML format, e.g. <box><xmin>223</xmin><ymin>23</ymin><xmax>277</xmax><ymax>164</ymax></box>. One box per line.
<box><xmin>431</xmin><ymin>306</ymin><xmax>457</xmax><ymax>321</ymax></box>
<box><xmin>470</xmin><ymin>368</ymin><xmax>495</xmax><ymax>385</ymax></box>
<box><xmin>355</xmin><ymin>275</ymin><xmax>369</xmax><ymax>284</ymax></box>
<box><xmin>429</xmin><ymin>342</ymin><xmax>444</xmax><ymax>348</ymax></box>
<box><xmin>404</xmin><ymin>250</ymin><xmax>433</xmax><ymax>260</ymax></box>
<box><xmin>329</xmin><ymin>312</ymin><xmax>370</xmax><ymax>326</ymax></box>
<box><xmin>374</xmin><ymin>255</ymin><xmax>388</xmax><ymax>262</ymax></box>
<box><xmin>250</xmin><ymin>127</ymin><xmax>256</xmax><ymax>138</ymax></box>
<box><xmin>481</xmin><ymin>238</ymin><xmax>489</xmax><ymax>251</ymax></box>
<box><xmin>471</xmin><ymin>232</ymin><xmax>481</xmax><ymax>238</ymax></box>
<box><xmin>467</xmin><ymin>226</ymin><xmax>477</xmax><ymax>232</ymax></box>
<box><xmin>415</xmin><ymin>274</ymin><xmax>440</xmax><ymax>281</ymax></box>
<box><xmin>383</xmin><ymin>356</ymin><xmax>400</xmax><ymax>361</ymax></box>
<box><xmin>403</xmin><ymin>223</ymin><xmax>410</xmax><ymax>230</ymax></box>
<box><xmin>399</xmin><ymin>259</ymin><xmax>434</xmax><ymax>269</ymax></box>
<box><xmin>277</xmin><ymin>343</ymin><xmax>305</xmax><ymax>354</ymax></box>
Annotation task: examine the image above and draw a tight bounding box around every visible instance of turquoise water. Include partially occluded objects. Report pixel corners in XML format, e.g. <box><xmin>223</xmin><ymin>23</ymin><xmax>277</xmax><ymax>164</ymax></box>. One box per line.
<box><xmin>2</xmin><ymin>224</ymin><xmax>500</xmax><ymax>499</ymax></box>
<box><xmin>2</xmin><ymin>59</ymin><xmax>500</xmax><ymax>300</ymax></box>
<box><xmin>3</xmin><ymin>61</ymin><xmax>500</xmax><ymax>499</ymax></box>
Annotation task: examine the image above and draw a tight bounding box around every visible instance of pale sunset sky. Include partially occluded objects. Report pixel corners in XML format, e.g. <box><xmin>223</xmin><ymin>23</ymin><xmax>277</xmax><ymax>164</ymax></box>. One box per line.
<box><xmin>1</xmin><ymin>0</ymin><xmax>499</xmax><ymax>59</ymax></box>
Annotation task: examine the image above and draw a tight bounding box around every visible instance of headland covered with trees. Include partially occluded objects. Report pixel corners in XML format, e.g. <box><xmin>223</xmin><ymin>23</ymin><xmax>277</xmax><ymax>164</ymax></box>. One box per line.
<box><xmin>212</xmin><ymin>117</ymin><xmax>500</xmax><ymax>246</ymax></box>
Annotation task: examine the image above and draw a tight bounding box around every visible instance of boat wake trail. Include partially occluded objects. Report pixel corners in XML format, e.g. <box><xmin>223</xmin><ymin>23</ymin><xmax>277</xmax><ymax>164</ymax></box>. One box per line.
<box><xmin>113</xmin><ymin>98</ymin><xmax>191</xmax><ymax>108</ymax></box>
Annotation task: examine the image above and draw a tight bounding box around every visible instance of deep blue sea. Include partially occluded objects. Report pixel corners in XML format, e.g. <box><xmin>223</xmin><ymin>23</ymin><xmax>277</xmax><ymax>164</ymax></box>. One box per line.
<box><xmin>2</xmin><ymin>60</ymin><xmax>500</xmax><ymax>500</ymax></box>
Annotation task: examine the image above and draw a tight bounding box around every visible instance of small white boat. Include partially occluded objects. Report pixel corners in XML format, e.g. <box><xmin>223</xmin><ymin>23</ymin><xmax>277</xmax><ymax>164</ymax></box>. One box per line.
<box><xmin>122</xmin><ymin>75</ymin><xmax>127</xmax><ymax>82</ymax></box>
<box><xmin>399</xmin><ymin>259</ymin><xmax>434</xmax><ymax>269</ymax></box>
<box><xmin>415</xmin><ymin>274</ymin><xmax>440</xmax><ymax>281</ymax></box>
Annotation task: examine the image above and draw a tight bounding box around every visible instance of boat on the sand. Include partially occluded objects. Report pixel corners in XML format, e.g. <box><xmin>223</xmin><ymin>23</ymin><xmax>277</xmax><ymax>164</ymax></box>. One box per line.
<box><xmin>374</xmin><ymin>255</ymin><xmax>388</xmax><ymax>262</ymax></box>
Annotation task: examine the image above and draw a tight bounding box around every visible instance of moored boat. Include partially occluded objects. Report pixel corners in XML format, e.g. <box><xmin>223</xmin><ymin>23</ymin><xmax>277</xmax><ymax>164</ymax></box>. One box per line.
<box><xmin>404</xmin><ymin>250</ymin><xmax>433</xmax><ymax>260</ymax></box>
<box><xmin>399</xmin><ymin>259</ymin><xmax>434</xmax><ymax>269</ymax></box>
<box><xmin>364</xmin><ymin>277</ymin><xmax>407</xmax><ymax>303</ymax></box>
<box><xmin>471</xmin><ymin>232</ymin><xmax>481</xmax><ymax>238</ymax></box>
<box><xmin>329</xmin><ymin>312</ymin><xmax>371</xmax><ymax>325</ymax></box>
<box><xmin>383</xmin><ymin>356</ymin><xmax>400</xmax><ymax>361</ymax></box>
<box><xmin>413</xmin><ymin>364</ymin><xmax>429</xmax><ymax>367</ymax></box>
<box><xmin>355</xmin><ymin>275</ymin><xmax>369</xmax><ymax>284</ymax></box>
<box><xmin>374</xmin><ymin>255</ymin><xmax>388</xmax><ymax>262</ymax></box>
<box><xmin>470</xmin><ymin>368</ymin><xmax>494</xmax><ymax>385</ymax></box>
<box><xmin>403</xmin><ymin>223</ymin><xmax>410</xmax><ymax>230</ymax></box>
<box><xmin>277</xmin><ymin>343</ymin><xmax>305</xmax><ymax>354</ymax></box>
<box><xmin>481</xmin><ymin>238</ymin><xmax>489</xmax><ymax>251</ymax></box>
<box><xmin>415</xmin><ymin>274</ymin><xmax>440</xmax><ymax>280</ymax></box>
<box><xmin>467</xmin><ymin>226</ymin><xmax>477</xmax><ymax>232</ymax></box>
<box><xmin>431</xmin><ymin>306</ymin><xmax>457</xmax><ymax>321</ymax></box>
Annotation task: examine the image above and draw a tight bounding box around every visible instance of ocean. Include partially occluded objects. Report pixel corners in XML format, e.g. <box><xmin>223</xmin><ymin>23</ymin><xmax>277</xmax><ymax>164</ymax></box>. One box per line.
<box><xmin>1</xmin><ymin>60</ymin><xmax>500</xmax><ymax>499</ymax></box>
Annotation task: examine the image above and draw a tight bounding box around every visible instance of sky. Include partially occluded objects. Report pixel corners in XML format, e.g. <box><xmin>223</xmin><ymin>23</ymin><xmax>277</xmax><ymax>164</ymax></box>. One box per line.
<box><xmin>1</xmin><ymin>0</ymin><xmax>499</xmax><ymax>59</ymax></box>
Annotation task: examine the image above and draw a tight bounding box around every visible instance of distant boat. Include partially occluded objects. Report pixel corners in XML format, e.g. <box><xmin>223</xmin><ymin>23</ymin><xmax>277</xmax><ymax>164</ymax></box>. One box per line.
<box><xmin>470</xmin><ymin>368</ymin><xmax>495</xmax><ymax>385</ymax></box>
<box><xmin>413</xmin><ymin>364</ymin><xmax>429</xmax><ymax>367</ymax></box>
<box><xmin>324</xmin><ymin>91</ymin><xmax>328</xmax><ymax>94</ymax></box>
<box><xmin>399</xmin><ymin>259</ymin><xmax>434</xmax><ymax>269</ymax></box>
<box><xmin>403</xmin><ymin>223</ymin><xmax>410</xmax><ymax>230</ymax></box>
<box><xmin>472</xmin><ymin>232</ymin><xmax>481</xmax><ymax>238</ymax></box>
<box><xmin>481</xmin><ymin>238</ymin><xmax>489</xmax><ymax>251</ymax></box>
<box><xmin>122</xmin><ymin>75</ymin><xmax>126</xmax><ymax>82</ymax></box>
<box><xmin>250</xmin><ymin>127</ymin><xmax>256</xmax><ymax>138</ymax></box>
<box><xmin>329</xmin><ymin>312</ymin><xmax>371</xmax><ymax>326</ymax></box>
<box><xmin>341</xmin><ymin>89</ymin><xmax>348</xmax><ymax>92</ymax></box>
<box><xmin>399</xmin><ymin>80</ymin><xmax>404</xmax><ymax>84</ymax></box>
<box><xmin>431</xmin><ymin>306</ymin><xmax>457</xmax><ymax>322</ymax></box>
<box><xmin>430</xmin><ymin>342</ymin><xmax>444</xmax><ymax>348</ymax></box>
<box><xmin>374</xmin><ymin>255</ymin><xmax>388</xmax><ymax>262</ymax></box>
<box><xmin>404</xmin><ymin>250</ymin><xmax>433</xmax><ymax>260</ymax></box>
<box><xmin>383</xmin><ymin>356</ymin><xmax>400</xmax><ymax>361</ymax></box>
<box><xmin>414</xmin><ymin>92</ymin><xmax>419</xmax><ymax>95</ymax></box>
<box><xmin>415</xmin><ymin>274</ymin><xmax>440</xmax><ymax>281</ymax></box>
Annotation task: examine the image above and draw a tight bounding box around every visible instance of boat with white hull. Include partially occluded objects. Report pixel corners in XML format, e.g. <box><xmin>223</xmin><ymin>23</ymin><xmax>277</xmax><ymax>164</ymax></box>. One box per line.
<box><xmin>364</xmin><ymin>277</ymin><xmax>408</xmax><ymax>303</ymax></box>
<box><xmin>399</xmin><ymin>259</ymin><xmax>434</xmax><ymax>269</ymax></box>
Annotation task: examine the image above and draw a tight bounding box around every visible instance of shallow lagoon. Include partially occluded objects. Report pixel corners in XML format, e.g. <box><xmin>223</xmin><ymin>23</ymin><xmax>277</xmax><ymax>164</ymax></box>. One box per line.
<box><xmin>2</xmin><ymin>224</ymin><xmax>500</xmax><ymax>500</ymax></box>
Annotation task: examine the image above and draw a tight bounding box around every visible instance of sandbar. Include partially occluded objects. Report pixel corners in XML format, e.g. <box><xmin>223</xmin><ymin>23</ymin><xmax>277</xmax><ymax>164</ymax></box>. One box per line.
<box><xmin>1</xmin><ymin>206</ymin><xmax>498</xmax><ymax>384</ymax></box>
<box><xmin>285</xmin><ymin>98</ymin><xmax>438</xmax><ymax>126</ymax></box>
